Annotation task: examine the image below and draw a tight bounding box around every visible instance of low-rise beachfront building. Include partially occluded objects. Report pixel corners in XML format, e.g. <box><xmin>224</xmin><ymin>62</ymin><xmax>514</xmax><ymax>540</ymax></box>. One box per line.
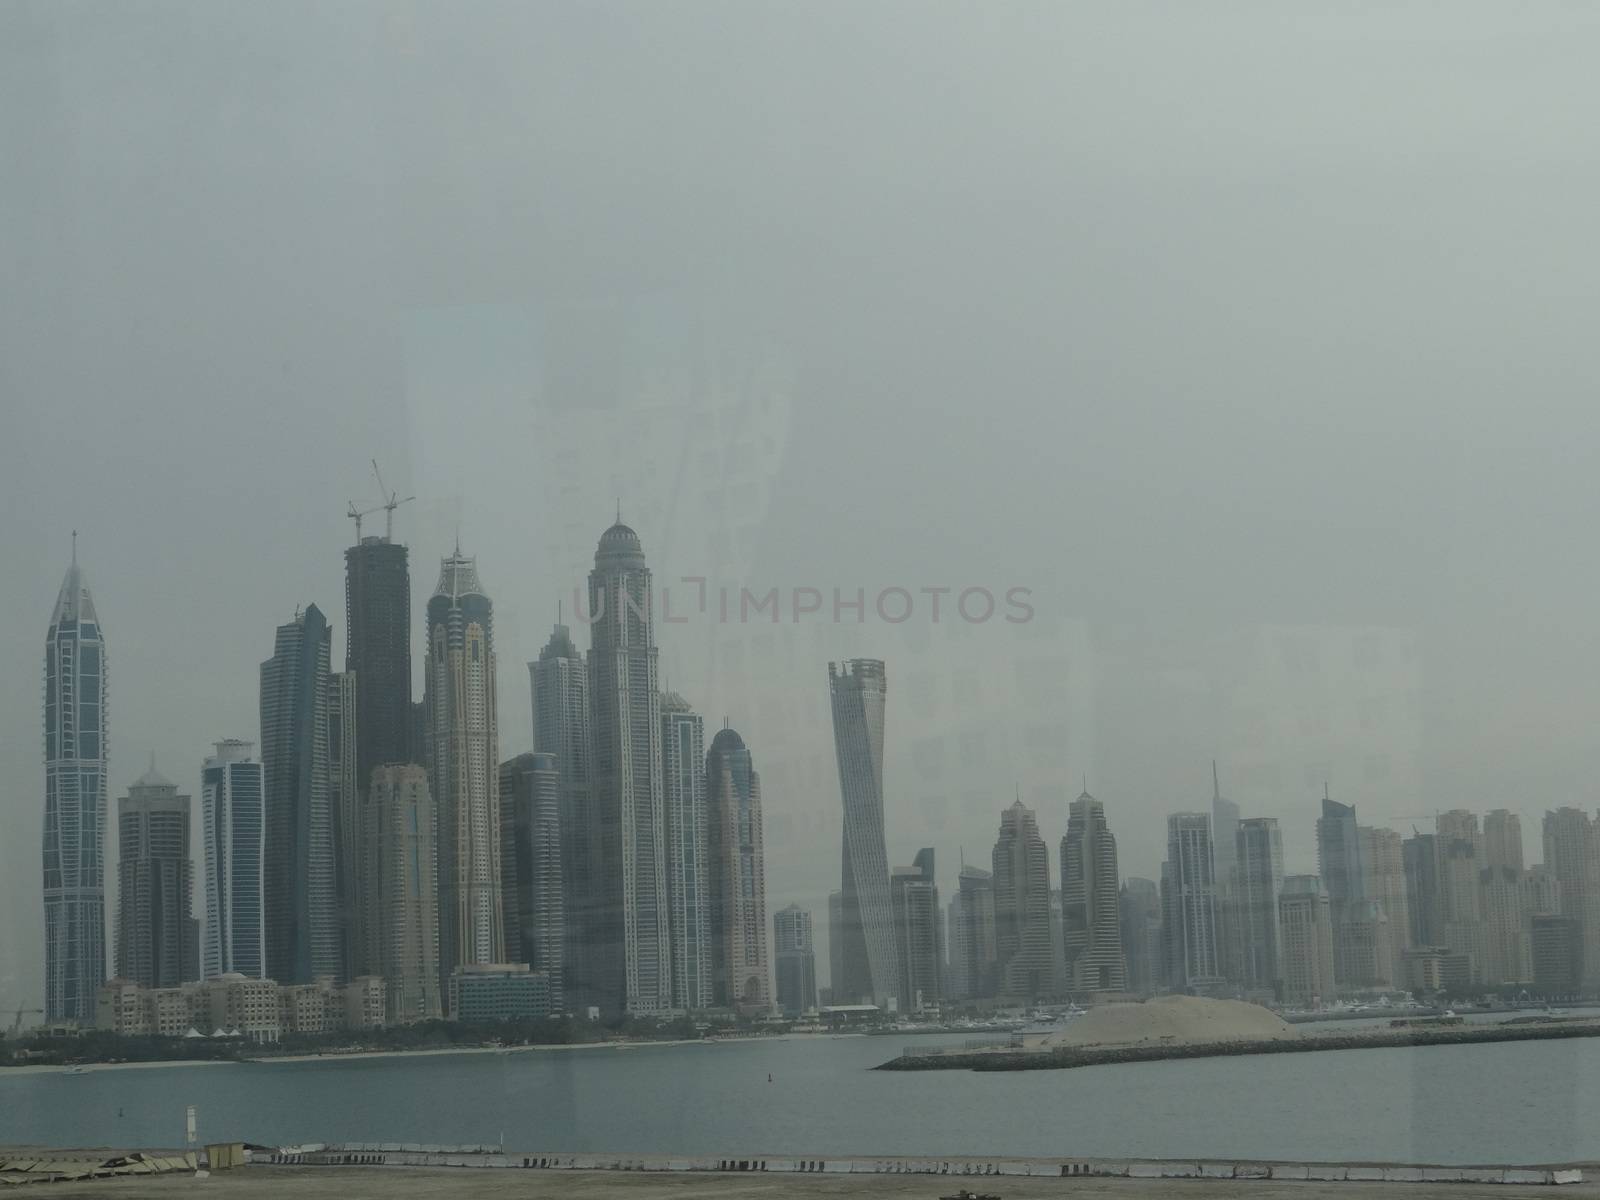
<box><xmin>95</xmin><ymin>974</ymin><xmax>387</xmax><ymax>1041</ymax></box>
<box><xmin>448</xmin><ymin>962</ymin><xmax>557</xmax><ymax>1022</ymax></box>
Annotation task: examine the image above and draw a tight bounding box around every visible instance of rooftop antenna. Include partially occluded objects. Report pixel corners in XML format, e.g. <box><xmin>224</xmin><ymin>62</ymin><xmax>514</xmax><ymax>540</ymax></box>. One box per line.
<box><xmin>71</xmin><ymin>529</ymin><xmax>77</xmax><ymax>566</ymax></box>
<box><xmin>616</xmin><ymin>498</ymin><xmax>622</xmax><ymax>524</ymax></box>
<box><xmin>1213</xmin><ymin>759</ymin><xmax>1220</xmax><ymax>802</ymax></box>
<box><xmin>371</xmin><ymin>459</ymin><xmax>416</xmax><ymax>543</ymax></box>
<box><xmin>1324</xmin><ymin>781</ymin><xmax>1331</xmax><ymax>803</ymax></box>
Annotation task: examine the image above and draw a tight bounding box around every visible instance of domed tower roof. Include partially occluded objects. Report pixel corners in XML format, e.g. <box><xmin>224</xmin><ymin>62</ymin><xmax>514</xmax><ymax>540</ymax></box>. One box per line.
<box><xmin>595</xmin><ymin>521</ymin><xmax>646</xmax><ymax>570</ymax></box>
<box><xmin>709</xmin><ymin>726</ymin><xmax>747</xmax><ymax>754</ymax></box>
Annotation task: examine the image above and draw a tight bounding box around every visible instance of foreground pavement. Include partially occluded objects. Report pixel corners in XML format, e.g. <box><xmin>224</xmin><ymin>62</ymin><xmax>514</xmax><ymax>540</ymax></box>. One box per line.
<box><xmin>19</xmin><ymin>1166</ymin><xmax>1600</xmax><ymax>1199</ymax></box>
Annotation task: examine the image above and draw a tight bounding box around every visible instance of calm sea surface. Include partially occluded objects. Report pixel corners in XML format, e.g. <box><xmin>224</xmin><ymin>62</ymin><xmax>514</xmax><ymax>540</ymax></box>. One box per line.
<box><xmin>3</xmin><ymin>1032</ymin><xmax>1597</xmax><ymax>1164</ymax></box>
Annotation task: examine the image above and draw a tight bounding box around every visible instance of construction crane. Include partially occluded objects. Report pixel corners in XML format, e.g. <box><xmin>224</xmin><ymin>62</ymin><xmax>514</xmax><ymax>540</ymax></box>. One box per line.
<box><xmin>346</xmin><ymin>498</ymin><xmax>385</xmax><ymax>541</ymax></box>
<box><xmin>346</xmin><ymin>459</ymin><xmax>415</xmax><ymax>542</ymax></box>
<box><xmin>7</xmin><ymin>1007</ymin><xmax>42</xmax><ymax>1036</ymax></box>
<box><xmin>369</xmin><ymin>459</ymin><xmax>415</xmax><ymax>542</ymax></box>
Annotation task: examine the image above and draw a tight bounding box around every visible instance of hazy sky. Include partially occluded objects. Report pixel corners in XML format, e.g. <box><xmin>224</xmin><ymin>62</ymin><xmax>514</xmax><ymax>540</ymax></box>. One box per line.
<box><xmin>6</xmin><ymin>2</ymin><xmax>1600</xmax><ymax>1006</ymax></box>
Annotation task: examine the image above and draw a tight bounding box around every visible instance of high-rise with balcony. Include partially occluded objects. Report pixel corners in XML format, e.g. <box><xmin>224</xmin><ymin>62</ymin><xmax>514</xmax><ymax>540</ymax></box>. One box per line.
<box><xmin>361</xmin><ymin>764</ymin><xmax>441</xmax><ymax>1022</ymax></box>
<box><xmin>588</xmin><ymin>521</ymin><xmax>670</xmax><ymax>1013</ymax></box>
<box><xmin>773</xmin><ymin>903</ymin><xmax>817</xmax><ymax>1015</ymax></box>
<box><xmin>498</xmin><ymin>753</ymin><xmax>563</xmax><ymax>1006</ymax></box>
<box><xmin>43</xmin><ymin>545</ymin><xmax>108</xmax><ymax>1022</ymax></box>
<box><xmin>828</xmin><ymin>659</ymin><xmax>899</xmax><ymax>1006</ymax></box>
<box><xmin>1543</xmin><ymin>808</ymin><xmax>1600</xmax><ymax>988</ymax></box>
<box><xmin>1278</xmin><ymin>875</ymin><xmax>1336</xmax><ymax>1007</ymax></box>
<box><xmin>1360</xmin><ymin>824</ymin><xmax>1409</xmax><ymax>986</ymax></box>
<box><xmin>707</xmin><ymin>725</ymin><xmax>769</xmax><ymax>1013</ymax></box>
<box><xmin>426</xmin><ymin>550</ymin><xmax>504</xmax><ymax>1001</ymax></box>
<box><xmin>662</xmin><ymin>694</ymin><xmax>711</xmax><ymax>1009</ymax></box>
<box><xmin>530</xmin><ymin>620</ymin><xmax>594</xmax><ymax>1011</ymax></box>
<box><xmin>993</xmin><ymin>800</ymin><xmax>1053</xmax><ymax>999</ymax></box>
<box><xmin>1060</xmin><ymin>789</ymin><xmax>1125</xmax><ymax>992</ymax></box>
<box><xmin>201</xmin><ymin>740</ymin><xmax>265</xmax><ymax>979</ymax></box>
<box><xmin>345</xmin><ymin>534</ymin><xmax>412</xmax><ymax>800</ymax></box>
<box><xmin>1163</xmin><ymin>813</ymin><xmax>1221</xmax><ymax>993</ymax></box>
<box><xmin>1437</xmin><ymin>809</ymin><xmax>1484</xmax><ymax>981</ymax></box>
<box><xmin>260</xmin><ymin>604</ymin><xmax>338</xmax><ymax>984</ymax></box>
<box><xmin>116</xmin><ymin>764</ymin><xmax>197</xmax><ymax>989</ymax></box>
<box><xmin>1234</xmin><ymin>817</ymin><xmax>1284</xmax><ymax>994</ymax></box>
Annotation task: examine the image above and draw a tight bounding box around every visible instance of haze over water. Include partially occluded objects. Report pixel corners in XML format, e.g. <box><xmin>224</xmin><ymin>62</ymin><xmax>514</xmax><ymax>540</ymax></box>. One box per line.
<box><xmin>2</xmin><ymin>1036</ymin><xmax>1595</xmax><ymax>1165</ymax></box>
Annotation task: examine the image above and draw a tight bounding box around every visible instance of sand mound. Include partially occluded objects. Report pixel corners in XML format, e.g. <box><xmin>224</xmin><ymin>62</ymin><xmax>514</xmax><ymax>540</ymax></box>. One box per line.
<box><xmin>1034</xmin><ymin>995</ymin><xmax>1297</xmax><ymax>1049</ymax></box>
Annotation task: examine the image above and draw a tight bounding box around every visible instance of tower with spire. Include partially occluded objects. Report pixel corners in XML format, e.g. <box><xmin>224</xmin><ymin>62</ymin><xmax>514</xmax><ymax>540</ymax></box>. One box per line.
<box><xmin>425</xmin><ymin>545</ymin><xmax>504</xmax><ymax>1003</ymax></box>
<box><xmin>530</xmin><ymin>613</ymin><xmax>594</xmax><ymax>1011</ymax></box>
<box><xmin>1060</xmin><ymin>783</ymin><xmax>1127</xmax><ymax>992</ymax></box>
<box><xmin>43</xmin><ymin>535</ymin><xmax>108</xmax><ymax>1022</ymax></box>
<box><xmin>587</xmin><ymin>516</ymin><xmax>672</xmax><ymax>1014</ymax></box>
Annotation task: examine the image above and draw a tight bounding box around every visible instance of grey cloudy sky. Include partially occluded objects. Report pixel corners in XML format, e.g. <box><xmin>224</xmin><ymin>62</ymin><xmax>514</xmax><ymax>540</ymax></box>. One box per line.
<box><xmin>5</xmin><ymin>1</ymin><xmax>1600</xmax><ymax>1005</ymax></box>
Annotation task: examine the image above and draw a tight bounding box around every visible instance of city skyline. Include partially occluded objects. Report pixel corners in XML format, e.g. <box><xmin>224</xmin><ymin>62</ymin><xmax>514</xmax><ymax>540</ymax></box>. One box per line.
<box><xmin>28</xmin><ymin>516</ymin><xmax>1600</xmax><ymax>1017</ymax></box>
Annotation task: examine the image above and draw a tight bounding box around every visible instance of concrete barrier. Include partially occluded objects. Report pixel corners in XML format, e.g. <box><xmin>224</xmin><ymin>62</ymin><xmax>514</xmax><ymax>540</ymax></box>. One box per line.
<box><xmin>251</xmin><ymin>1146</ymin><xmax>1586</xmax><ymax>1185</ymax></box>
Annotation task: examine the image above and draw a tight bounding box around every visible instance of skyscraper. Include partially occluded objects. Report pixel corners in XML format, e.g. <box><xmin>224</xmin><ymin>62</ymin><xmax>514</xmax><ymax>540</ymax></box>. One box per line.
<box><xmin>1119</xmin><ymin>877</ymin><xmax>1162</xmax><ymax>996</ymax></box>
<box><xmin>260</xmin><ymin>604</ymin><xmax>338</xmax><ymax>984</ymax></box>
<box><xmin>345</xmin><ymin>535</ymin><xmax>412</xmax><ymax>800</ymax></box>
<box><xmin>773</xmin><ymin>903</ymin><xmax>818</xmax><ymax>1015</ymax></box>
<box><xmin>201</xmin><ymin>740</ymin><xmax>265</xmax><ymax>980</ymax></box>
<box><xmin>1209</xmin><ymin>764</ymin><xmax>1242</xmax><ymax>984</ymax></box>
<box><xmin>1359</xmin><ymin>824</ymin><xmax>1409</xmax><ymax>986</ymax></box>
<box><xmin>1542</xmin><ymin>808</ymin><xmax>1600</xmax><ymax>988</ymax></box>
<box><xmin>826</xmin><ymin>890</ymin><xmax>845</xmax><ymax>1004</ymax></box>
<box><xmin>1316</xmin><ymin>793</ymin><xmax>1375</xmax><ymax>986</ymax></box>
<box><xmin>1060</xmin><ymin>788</ymin><xmax>1125</xmax><ymax>993</ymax></box>
<box><xmin>828</xmin><ymin>659</ymin><xmax>899</xmax><ymax>1006</ymax></box>
<box><xmin>530</xmin><ymin>621</ymin><xmax>594</xmax><ymax>1012</ymax></box>
<box><xmin>426</xmin><ymin>550</ymin><xmax>504</xmax><ymax>998</ymax></box>
<box><xmin>1278</xmin><ymin>875</ymin><xmax>1336</xmax><ymax>1007</ymax></box>
<box><xmin>328</xmin><ymin>670</ymin><xmax>357</xmax><ymax>979</ymax></box>
<box><xmin>662</xmin><ymin>694</ymin><xmax>711</xmax><ymax>1010</ymax></box>
<box><xmin>707</xmin><ymin>725</ymin><xmax>770</xmax><ymax>1013</ymax></box>
<box><xmin>1484</xmin><ymin>810</ymin><xmax>1525</xmax><ymax>872</ymax></box>
<box><xmin>362</xmin><ymin>765</ymin><xmax>442</xmax><ymax>1022</ymax></box>
<box><xmin>949</xmin><ymin>863</ymin><xmax>997</xmax><ymax>1000</ymax></box>
<box><xmin>992</xmin><ymin>800</ymin><xmax>1053</xmax><ymax>999</ymax></box>
<box><xmin>43</xmin><ymin>544</ymin><xmax>108</xmax><ymax>1022</ymax></box>
<box><xmin>1437</xmin><ymin>809</ymin><xmax>1484</xmax><ymax>981</ymax></box>
<box><xmin>891</xmin><ymin>849</ymin><xmax>942</xmax><ymax>1010</ymax></box>
<box><xmin>1163</xmin><ymin>813</ymin><xmax>1221</xmax><ymax>993</ymax></box>
<box><xmin>498</xmin><ymin>753</ymin><xmax>563</xmax><ymax>1006</ymax></box>
<box><xmin>1234</xmin><ymin>817</ymin><xmax>1284</xmax><ymax>994</ymax></box>
<box><xmin>1402</xmin><ymin>832</ymin><xmax>1442</xmax><ymax>947</ymax></box>
<box><xmin>1479</xmin><ymin>865</ymin><xmax>1529</xmax><ymax>985</ymax></box>
<box><xmin>116</xmin><ymin>763</ymin><xmax>197</xmax><ymax>989</ymax></box>
<box><xmin>588</xmin><ymin>521</ymin><xmax>670</xmax><ymax>1013</ymax></box>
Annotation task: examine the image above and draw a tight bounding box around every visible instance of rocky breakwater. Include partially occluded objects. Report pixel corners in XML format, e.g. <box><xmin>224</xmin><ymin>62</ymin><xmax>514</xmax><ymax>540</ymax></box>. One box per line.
<box><xmin>878</xmin><ymin>996</ymin><xmax>1600</xmax><ymax>1072</ymax></box>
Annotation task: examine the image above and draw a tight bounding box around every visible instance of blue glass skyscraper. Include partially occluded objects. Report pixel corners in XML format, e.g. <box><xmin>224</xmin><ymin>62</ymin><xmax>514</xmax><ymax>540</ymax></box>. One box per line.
<box><xmin>43</xmin><ymin>540</ymin><xmax>108</xmax><ymax>1023</ymax></box>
